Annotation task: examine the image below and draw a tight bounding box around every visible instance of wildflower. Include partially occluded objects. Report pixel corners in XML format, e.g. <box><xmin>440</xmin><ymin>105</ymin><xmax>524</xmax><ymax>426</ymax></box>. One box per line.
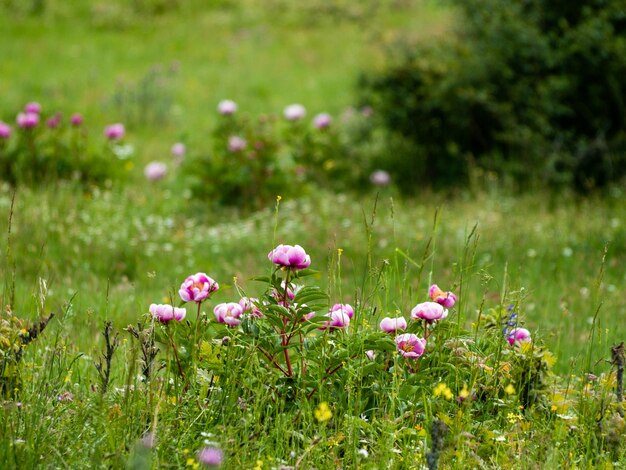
<box><xmin>313</xmin><ymin>113</ymin><xmax>332</xmax><ymax>129</ymax></box>
<box><xmin>379</xmin><ymin>316</ymin><xmax>407</xmax><ymax>333</ymax></box>
<box><xmin>369</xmin><ymin>170</ymin><xmax>390</xmax><ymax>187</ymax></box>
<box><xmin>428</xmin><ymin>284</ymin><xmax>457</xmax><ymax>308</ymax></box>
<box><xmin>0</xmin><ymin>122</ymin><xmax>11</xmax><ymax>139</ymax></box>
<box><xmin>507</xmin><ymin>412</ymin><xmax>523</xmax><ymax>424</ymax></box>
<box><xmin>268</xmin><ymin>244</ymin><xmax>311</xmax><ymax>270</ymax></box>
<box><xmin>253</xmin><ymin>460</ymin><xmax>263</xmax><ymax>470</ymax></box>
<box><xmin>314</xmin><ymin>402</ymin><xmax>332</xmax><ymax>422</ymax></box>
<box><xmin>458</xmin><ymin>384</ymin><xmax>470</xmax><ymax>402</ymax></box>
<box><xmin>46</xmin><ymin>112</ymin><xmax>62</xmax><ymax>129</ymax></box>
<box><xmin>239</xmin><ymin>297</ymin><xmax>262</xmax><ymax>317</ymax></box>
<box><xmin>144</xmin><ymin>162</ymin><xmax>167</xmax><ymax>181</ymax></box>
<box><xmin>395</xmin><ymin>333</ymin><xmax>426</xmax><ymax>359</ymax></box>
<box><xmin>284</xmin><ymin>104</ymin><xmax>306</xmax><ymax>121</ymax></box>
<box><xmin>179</xmin><ymin>273</ymin><xmax>219</xmax><ymax>303</ymax></box>
<box><xmin>330</xmin><ymin>303</ymin><xmax>354</xmax><ymax>319</ymax></box>
<box><xmin>319</xmin><ymin>308</ymin><xmax>350</xmax><ymax>330</ymax></box>
<box><xmin>365</xmin><ymin>350</ymin><xmax>376</xmax><ymax>361</ymax></box>
<box><xmin>149</xmin><ymin>303</ymin><xmax>187</xmax><ymax>322</ymax></box>
<box><xmin>358</xmin><ymin>448</ymin><xmax>369</xmax><ymax>458</ymax></box>
<box><xmin>24</xmin><ymin>102</ymin><xmax>41</xmax><ymax>114</ymax></box>
<box><xmin>57</xmin><ymin>391</ymin><xmax>74</xmax><ymax>402</ymax></box>
<box><xmin>104</xmin><ymin>123</ymin><xmax>125</xmax><ymax>140</ymax></box>
<box><xmin>504</xmin><ymin>384</ymin><xmax>516</xmax><ymax>395</ymax></box>
<box><xmin>171</xmin><ymin>142</ymin><xmax>186</xmax><ymax>158</ymax></box>
<box><xmin>70</xmin><ymin>113</ymin><xmax>83</xmax><ymax>127</ymax></box>
<box><xmin>217</xmin><ymin>99</ymin><xmax>237</xmax><ymax>115</ymax></box>
<box><xmin>507</xmin><ymin>328</ymin><xmax>531</xmax><ymax>346</ymax></box>
<box><xmin>16</xmin><ymin>112</ymin><xmax>39</xmax><ymax>129</ymax></box>
<box><xmin>227</xmin><ymin>135</ymin><xmax>246</xmax><ymax>152</ymax></box>
<box><xmin>411</xmin><ymin>302</ymin><xmax>448</xmax><ymax>322</ymax></box>
<box><xmin>213</xmin><ymin>302</ymin><xmax>244</xmax><ymax>327</ymax></box>
<box><xmin>197</xmin><ymin>447</ymin><xmax>224</xmax><ymax>466</ymax></box>
<box><xmin>501</xmin><ymin>305</ymin><xmax>518</xmax><ymax>337</ymax></box>
<box><xmin>433</xmin><ymin>383</ymin><xmax>453</xmax><ymax>400</ymax></box>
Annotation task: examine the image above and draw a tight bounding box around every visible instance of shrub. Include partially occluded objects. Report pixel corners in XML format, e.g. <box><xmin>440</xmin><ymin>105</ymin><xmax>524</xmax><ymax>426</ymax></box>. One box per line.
<box><xmin>360</xmin><ymin>0</ymin><xmax>626</xmax><ymax>192</ymax></box>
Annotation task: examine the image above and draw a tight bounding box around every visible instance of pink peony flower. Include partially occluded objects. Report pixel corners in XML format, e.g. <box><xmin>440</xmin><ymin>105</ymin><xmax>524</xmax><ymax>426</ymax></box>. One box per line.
<box><xmin>197</xmin><ymin>447</ymin><xmax>224</xmax><ymax>466</ymax></box>
<box><xmin>16</xmin><ymin>112</ymin><xmax>39</xmax><ymax>129</ymax></box>
<box><xmin>218</xmin><ymin>99</ymin><xmax>237</xmax><ymax>115</ymax></box>
<box><xmin>171</xmin><ymin>142</ymin><xmax>186</xmax><ymax>158</ymax></box>
<box><xmin>104</xmin><ymin>123</ymin><xmax>125</xmax><ymax>140</ymax></box>
<box><xmin>330</xmin><ymin>303</ymin><xmax>354</xmax><ymax>319</ymax></box>
<box><xmin>227</xmin><ymin>135</ymin><xmax>247</xmax><ymax>152</ymax></box>
<box><xmin>213</xmin><ymin>302</ymin><xmax>244</xmax><ymax>327</ymax></box>
<box><xmin>270</xmin><ymin>281</ymin><xmax>296</xmax><ymax>306</ymax></box>
<box><xmin>70</xmin><ymin>113</ymin><xmax>83</xmax><ymax>127</ymax></box>
<box><xmin>0</xmin><ymin>122</ymin><xmax>11</xmax><ymax>139</ymax></box>
<box><xmin>149</xmin><ymin>303</ymin><xmax>187</xmax><ymax>322</ymax></box>
<box><xmin>428</xmin><ymin>284</ymin><xmax>457</xmax><ymax>308</ymax></box>
<box><xmin>179</xmin><ymin>273</ymin><xmax>219</xmax><ymax>303</ymax></box>
<box><xmin>379</xmin><ymin>316</ymin><xmax>407</xmax><ymax>333</ymax></box>
<box><xmin>411</xmin><ymin>301</ymin><xmax>448</xmax><ymax>322</ymax></box>
<box><xmin>370</xmin><ymin>170</ymin><xmax>391</xmax><ymax>187</ymax></box>
<box><xmin>144</xmin><ymin>162</ymin><xmax>167</xmax><ymax>181</ymax></box>
<box><xmin>24</xmin><ymin>102</ymin><xmax>42</xmax><ymax>114</ymax></box>
<box><xmin>395</xmin><ymin>333</ymin><xmax>427</xmax><ymax>359</ymax></box>
<box><xmin>320</xmin><ymin>308</ymin><xmax>350</xmax><ymax>330</ymax></box>
<box><xmin>267</xmin><ymin>244</ymin><xmax>311</xmax><ymax>270</ymax></box>
<box><xmin>313</xmin><ymin>113</ymin><xmax>332</xmax><ymax>129</ymax></box>
<box><xmin>239</xmin><ymin>297</ymin><xmax>262</xmax><ymax>318</ymax></box>
<box><xmin>507</xmin><ymin>328</ymin><xmax>531</xmax><ymax>346</ymax></box>
<box><xmin>283</xmin><ymin>103</ymin><xmax>306</xmax><ymax>121</ymax></box>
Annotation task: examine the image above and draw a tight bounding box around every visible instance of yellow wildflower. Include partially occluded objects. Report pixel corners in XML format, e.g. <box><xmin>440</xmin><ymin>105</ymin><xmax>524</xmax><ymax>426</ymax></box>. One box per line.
<box><xmin>433</xmin><ymin>383</ymin><xmax>453</xmax><ymax>400</ymax></box>
<box><xmin>504</xmin><ymin>384</ymin><xmax>515</xmax><ymax>395</ymax></box>
<box><xmin>458</xmin><ymin>384</ymin><xmax>470</xmax><ymax>400</ymax></box>
<box><xmin>314</xmin><ymin>402</ymin><xmax>333</xmax><ymax>422</ymax></box>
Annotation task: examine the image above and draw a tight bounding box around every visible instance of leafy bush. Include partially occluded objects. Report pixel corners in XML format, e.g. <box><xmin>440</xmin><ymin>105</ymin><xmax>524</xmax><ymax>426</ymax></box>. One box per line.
<box><xmin>360</xmin><ymin>0</ymin><xmax>626</xmax><ymax>192</ymax></box>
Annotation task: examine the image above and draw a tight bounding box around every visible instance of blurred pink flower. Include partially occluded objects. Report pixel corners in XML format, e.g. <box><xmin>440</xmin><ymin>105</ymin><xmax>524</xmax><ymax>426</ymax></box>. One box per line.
<box><xmin>149</xmin><ymin>303</ymin><xmax>187</xmax><ymax>322</ymax></box>
<box><xmin>395</xmin><ymin>333</ymin><xmax>426</xmax><ymax>359</ymax></box>
<box><xmin>24</xmin><ymin>102</ymin><xmax>42</xmax><ymax>114</ymax></box>
<box><xmin>104</xmin><ymin>123</ymin><xmax>125</xmax><ymax>140</ymax></box>
<box><xmin>411</xmin><ymin>301</ymin><xmax>448</xmax><ymax>322</ymax></box>
<box><xmin>268</xmin><ymin>244</ymin><xmax>311</xmax><ymax>270</ymax></box>
<box><xmin>70</xmin><ymin>113</ymin><xmax>83</xmax><ymax>127</ymax></box>
<box><xmin>144</xmin><ymin>162</ymin><xmax>167</xmax><ymax>181</ymax></box>
<box><xmin>213</xmin><ymin>302</ymin><xmax>244</xmax><ymax>327</ymax></box>
<box><xmin>171</xmin><ymin>142</ymin><xmax>186</xmax><ymax>158</ymax></box>
<box><xmin>507</xmin><ymin>328</ymin><xmax>531</xmax><ymax>346</ymax></box>
<box><xmin>0</xmin><ymin>122</ymin><xmax>11</xmax><ymax>139</ymax></box>
<box><xmin>370</xmin><ymin>170</ymin><xmax>391</xmax><ymax>187</ymax></box>
<box><xmin>284</xmin><ymin>103</ymin><xmax>306</xmax><ymax>121</ymax></box>
<box><xmin>270</xmin><ymin>281</ymin><xmax>296</xmax><ymax>306</ymax></box>
<box><xmin>218</xmin><ymin>99</ymin><xmax>237</xmax><ymax>115</ymax></box>
<box><xmin>197</xmin><ymin>447</ymin><xmax>224</xmax><ymax>466</ymax></box>
<box><xmin>179</xmin><ymin>273</ymin><xmax>219</xmax><ymax>303</ymax></box>
<box><xmin>320</xmin><ymin>308</ymin><xmax>350</xmax><ymax>330</ymax></box>
<box><xmin>16</xmin><ymin>112</ymin><xmax>39</xmax><ymax>129</ymax></box>
<box><xmin>330</xmin><ymin>303</ymin><xmax>354</xmax><ymax>319</ymax></box>
<box><xmin>46</xmin><ymin>112</ymin><xmax>62</xmax><ymax>129</ymax></box>
<box><xmin>313</xmin><ymin>113</ymin><xmax>332</xmax><ymax>129</ymax></box>
<box><xmin>365</xmin><ymin>350</ymin><xmax>376</xmax><ymax>361</ymax></box>
<box><xmin>428</xmin><ymin>284</ymin><xmax>457</xmax><ymax>308</ymax></box>
<box><xmin>228</xmin><ymin>136</ymin><xmax>247</xmax><ymax>152</ymax></box>
<box><xmin>239</xmin><ymin>297</ymin><xmax>262</xmax><ymax>318</ymax></box>
<box><xmin>379</xmin><ymin>316</ymin><xmax>407</xmax><ymax>333</ymax></box>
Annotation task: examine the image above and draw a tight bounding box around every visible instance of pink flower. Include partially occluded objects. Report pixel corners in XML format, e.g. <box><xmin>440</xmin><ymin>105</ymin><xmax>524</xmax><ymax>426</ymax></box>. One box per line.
<box><xmin>16</xmin><ymin>112</ymin><xmax>39</xmax><ymax>129</ymax></box>
<box><xmin>395</xmin><ymin>333</ymin><xmax>426</xmax><ymax>359</ymax></box>
<box><xmin>104</xmin><ymin>123</ymin><xmax>125</xmax><ymax>140</ymax></box>
<box><xmin>24</xmin><ymin>102</ymin><xmax>42</xmax><ymax>114</ymax></box>
<box><xmin>428</xmin><ymin>284</ymin><xmax>457</xmax><ymax>308</ymax></box>
<box><xmin>70</xmin><ymin>113</ymin><xmax>83</xmax><ymax>127</ymax></box>
<box><xmin>57</xmin><ymin>391</ymin><xmax>74</xmax><ymax>402</ymax></box>
<box><xmin>218</xmin><ymin>99</ymin><xmax>237</xmax><ymax>115</ymax></box>
<box><xmin>0</xmin><ymin>122</ymin><xmax>11</xmax><ymax>139</ymax></box>
<box><xmin>179</xmin><ymin>273</ymin><xmax>219</xmax><ymax>303</ymax></box>
<box><xmin>228</xmin><ymin>136</ymin><xmax>247</xmax><ymax>152</ymax></box>
<box><xmin>213</xmin><ymin>302</ymin><xmax>244</xmax><ymax>327</ymax></box>
<box><xmin>313</xmin><ymin>113</ymin><xmax>332</xmax><ymax>129</ymax></box>
<box><xmin>239</xmin><ymin>297</ymin><xmax>262</xmax><ymax>317</ymax></box>
<box><xmin>330</xmin><ymin>303</ymin><xmax>354</xmax><ymax>319</ymax></box>
<box><xmin>270</xmin><ymin>281</ymin><xmax>296</xmax><ymax>306</ymax></box>
<box><xmin>171</xmin><ymin>142</ymin><xmax>186</xmax><ymax>158</ymax></box>
<box><xmin>370</xmin><ymin>170</ymin><xmax>391</xmax><ymax>187</ymax></box>
<box><xmin>379</xmin><ymin>316</ymin><xmax>407</xmax><ymax>333</ymax></box>
<box><xmin>320</xmin><ymin>308</ymin><xmax>350</xmax><ymax>330</ymax></box>
<box><xmin>46</xmin><ymin>112</ymin><xmax>62</xmax><ymax>129</ymax></box>
<box><xmin>284</xmin><ymin>104</ymin><xmax>306</xmax><ymax>121</ymax></box>
<box><xmin>144</xmin><ymin>162</ymin><xmax>167</xmax><ymax>181</ymax></box>
<box><xmin>365</xmin><ymin>350</ymin><xmax>376</xmax><ymax>361</ymax></box>
<box><xmin>507</xmin><ymin>328</ymin><xmax>531</xmax><ymax>346</ymax></box>
<box><xmin>197</xmin><ymin>447</ymin><xmax>224</xmax><ymax>466</ymax></box>
<box><xmin>410</xmin><ymin>301</ymin><xmax>448</xmax><ymax>322</ymax></box>
<box><xmin>149</xmin><ymin>303</ymin><xmax>187</xmax><ymax>322</ymax></box>
<box><xmin>267</xmin><ymin>244</ymin><xmax>311</xmax><ymax>270</ymax></box>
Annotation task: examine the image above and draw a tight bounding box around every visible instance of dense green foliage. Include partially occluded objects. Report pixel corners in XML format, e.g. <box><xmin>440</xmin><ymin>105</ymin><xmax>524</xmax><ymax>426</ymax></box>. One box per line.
<box><xmin>361</xmin><ymin>0</ymin><xmax>626</xmax><ymax>193</ymax></box>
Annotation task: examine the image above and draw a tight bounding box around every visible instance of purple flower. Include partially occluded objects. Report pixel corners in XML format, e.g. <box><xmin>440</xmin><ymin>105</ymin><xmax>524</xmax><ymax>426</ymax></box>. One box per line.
<box><xmin>227</xmin><ymin>136</ymin><xmax>247</xmax><ymax>152</ymax></box>
<box><xmin>410</xmin><ymin>301</ymin><xmax>448</xmax><ymax>322</ymax></box>
<box><xmin>144</xmin><ymin>162</ymin><xmax>167</xmax><ymax>181</ymax></box>
<box><xmin>428</xmin><ymin>284</ymin><xmax>457</xmax><ymax>308</ymax></box>
<box><xmin>70</xmin><ymin>113</ymin><xmax>83</xmax><ymax>127</ymax></box>
<box><xmin>179</xmin><ymin>273</ymin><xmax>219</xmax><ymax>303</ymax></box>
<box><xmin>213</xmin><ymin>302</ymin><xmax>244</xmax><ymax>327</ymax></box>
<box><xmin>0</xmin><ymin>122</ymin><xmax>11</xmax><ymax>139</ymax></box>
<box><xmin>46</xmin><ymin>112</ymin><xmax>62</xmax><ymax>129</ymax></box>
<box><xmin>313</xmin><ymin>113</ymin><xmax>332</xmax><ymax>129</ymax></box>
<box><xmin>268</xmin><ymin>244</ymin><xmax>311</xmax><ymax>270</ymax></box>
<box><xmin>104</xmin><ymin>123</ymin><xmax>125</xmax><ymax>140</ymax></box>
<box><xmin>507</xmin><ymin>328</ymin><xmax>531</xmax><ymax>346</ymax></box>
<box><xmin>218</xmin><ymin>99</ymin><xmax>237</xmax><ymax>116</ymax></box>
<box><xmin>171</xmin><ymin>142</ymin><xmax>186</xmax><ymax>158</ymax></box>
<box><xmin>284</xmin><ymin>104</ymin><xmax>306</xmax><ymax>121</ymax></box>
<box><xmin>24</xmin><ymin>102</ymin><xmax>42</xmax><ymax>114</ymax></box>
<box><xmin>370</xmin><ymin>170</ymin><xmax>391</xmax><ymax>187</ymax></box>
<box><xmin>149</xmin><ymin>303</ymin><xmax>187</xmax><ymax>322</ymax></box>
<box><xmin>16</xmin><ymin>112</ymin><xmax>39</xmax><ymax>129</ymax></box>
<box><xmin>379</xmin><ymin>316</ymin><xmax>407</xmax><ymax>333</ymax></box>
<box><xmin>197</xmin><ymin>447</ymin><xmax>224</xmax><ymax>466</ymax></box>
<box><xmin>270</xmin><ymin>282</ymin><xmax>296</xmax><ymax>306</ymax></box>
<box><xmin>330</xmin><ymin>303</ymin><xmax>354</xmax><ymax>319</ymax></box>
<box><xmin>395</xmin><ymin>333</ymin><xmax>426</xmax><ymax>359</ymax></box>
